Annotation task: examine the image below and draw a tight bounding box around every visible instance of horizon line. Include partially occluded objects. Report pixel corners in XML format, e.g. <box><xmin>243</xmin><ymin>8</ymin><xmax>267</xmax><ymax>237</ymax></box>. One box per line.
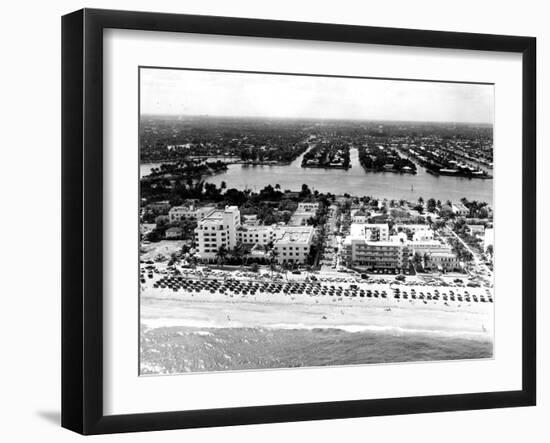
<box><xmin>139</xmin><ymin>114</ymin><xmax>494</xmax><ymax>126</ymax></box>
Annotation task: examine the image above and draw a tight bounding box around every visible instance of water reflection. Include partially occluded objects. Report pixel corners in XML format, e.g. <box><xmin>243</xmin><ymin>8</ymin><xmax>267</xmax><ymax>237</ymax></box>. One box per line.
<box><xmin>140</xmin><ymin>148</ymin><xmax>493</xmax><ymax>204</ymax></box>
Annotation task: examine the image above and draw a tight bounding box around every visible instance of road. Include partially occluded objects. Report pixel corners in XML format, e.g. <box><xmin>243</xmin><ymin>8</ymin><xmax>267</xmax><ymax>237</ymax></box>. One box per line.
<box><xmin>446</xmin><ymin>227</ymin><xmax>493</xmax><ymax>280</ymax></box>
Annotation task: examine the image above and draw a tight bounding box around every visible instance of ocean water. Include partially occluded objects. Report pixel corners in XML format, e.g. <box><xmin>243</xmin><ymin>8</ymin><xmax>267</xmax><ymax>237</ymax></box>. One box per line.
<box><xmin>140</xmin><ymin>326</ymin><xmax>493</xmax><ymax>375</ymax></box>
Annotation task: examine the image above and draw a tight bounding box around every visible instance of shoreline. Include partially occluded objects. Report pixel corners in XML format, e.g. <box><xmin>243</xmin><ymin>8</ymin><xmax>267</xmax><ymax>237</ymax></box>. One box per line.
<box><xmin>141</xmin><ymin>288</ymin><xmax>494</xmax><ymax>341</ymax></box>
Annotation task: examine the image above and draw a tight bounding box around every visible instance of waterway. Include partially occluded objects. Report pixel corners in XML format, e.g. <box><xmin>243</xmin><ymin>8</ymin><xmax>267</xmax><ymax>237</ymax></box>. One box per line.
<box><xmin>140</xmin><ymin>148</ymin><xmax>493</xmax><ymax>204</ymax></box>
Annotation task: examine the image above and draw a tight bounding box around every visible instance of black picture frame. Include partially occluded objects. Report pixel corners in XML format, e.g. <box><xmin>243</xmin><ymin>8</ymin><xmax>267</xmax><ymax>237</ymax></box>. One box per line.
<box><xmin>61</xmin><ymin>8</ymin><xmax>537</xmax><ymax>435</ymax></box>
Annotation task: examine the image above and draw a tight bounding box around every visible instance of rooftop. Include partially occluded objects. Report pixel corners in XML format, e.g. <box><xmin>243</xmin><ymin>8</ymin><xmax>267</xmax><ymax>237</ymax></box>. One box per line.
<box><xmin>274</xmin><ymin>226</ymin><xmax>314</xmax><ymax>245</ymax></box>
<box><xmin>238</xmin><ymin>224</ymin><xmax>275</xmax><ymax>232</ymax></box>
<box><xmin>169</xmin><ymin>205</ymin><xmax>195</xmax><ymax>212</ymax></box>
<box><xmin>350</xmin><ymin>223</ymin><xmax>389</xmax><ymax>240</ymax></box>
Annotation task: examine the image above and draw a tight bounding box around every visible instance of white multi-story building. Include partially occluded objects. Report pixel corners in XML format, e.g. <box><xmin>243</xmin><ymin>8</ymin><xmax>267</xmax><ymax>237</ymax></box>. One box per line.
<box><xmin>272</xmin><ymin>226</ymin><xmax>315</xmax><ymax>264</ymax></box>
<box><xmin>342</xmin><ymin>222</ymin><xmax>455</xmax><ymax>270</ymax></box>
<box><xmin>169</xmin><ymin>205</ymin><xmax>196</xmax><ymax>223</ymax></box>
<box><xmin>342</xmin><ymin>238</ymin><xmax>409</xmax><ymax>270</ymax></box>
<box><xmin>237</xmin><ymin>225</ymin><xmax>275</xmax><ymax>246</ymax></box>
<box><xmin>349</xmin><ymin>223</ymin><xmax>390</xmax><ymax>242</ymax></box>
<box><xmin>194</xmin><ymin>206</ymin><xmax>241</xmax><ymax>259</ymax></box>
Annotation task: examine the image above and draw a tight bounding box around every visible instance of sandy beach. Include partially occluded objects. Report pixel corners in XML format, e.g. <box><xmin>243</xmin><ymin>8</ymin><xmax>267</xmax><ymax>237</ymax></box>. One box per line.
<box><xmin>140</xmin><ymin>271</ymin><xmax>494</xmax><ymax>373</ymax></box>
<box><xmin>141</xmin><ymin>284</ymin><xmax>493</xmax><ymax>339</ymax></box>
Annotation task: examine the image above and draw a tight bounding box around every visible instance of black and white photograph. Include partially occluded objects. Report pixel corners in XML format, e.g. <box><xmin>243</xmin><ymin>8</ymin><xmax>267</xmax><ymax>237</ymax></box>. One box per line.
<box><xmin>139</xmin><ymin>68</ymin><xmax>495</xmax><ymax>375</ymax></box>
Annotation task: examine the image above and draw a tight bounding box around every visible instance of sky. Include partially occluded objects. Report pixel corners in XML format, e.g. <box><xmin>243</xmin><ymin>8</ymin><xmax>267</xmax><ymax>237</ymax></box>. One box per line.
<box><xmin>140</xmin><ymin>68</ymin><xmax>494</xmax><ymax>124</ymax></box>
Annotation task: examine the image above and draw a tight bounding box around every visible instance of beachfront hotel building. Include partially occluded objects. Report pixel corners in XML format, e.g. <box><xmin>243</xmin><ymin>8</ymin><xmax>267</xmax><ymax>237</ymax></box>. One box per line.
<box><xmin>194</xmin><ymin>206</ymin><xmax>241</xmax><ymax>259</ymax></box>
<box><xmin>342</xmin><ymin>222</ymin><xmax>457</xmax><ymax>271</ymax></box>
<box><xmin>342</xmin><ymin>239</ymin><xmax>409</xmax><ymax>270</ymax></box>
<box><xmin>237</xmin><ymin>224</ymin><xmax>275</xmax><ymax>246</ymax></box>
<box><xmin>272</xmin><ymin>226</ymin><xmax>315</xmax><ymax>265</ymax></box>
<box><xmin>342</xmin><ymin>223</ymin><xmax>407</xmax><ymax>270</ymax></box>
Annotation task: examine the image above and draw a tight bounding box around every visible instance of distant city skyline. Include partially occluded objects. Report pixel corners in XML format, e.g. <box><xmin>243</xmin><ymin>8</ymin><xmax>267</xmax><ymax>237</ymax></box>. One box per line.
<box><xmin>140</xmin><ymin>68</ymin><xmax>494</xmax><ymax>124</ymax></box>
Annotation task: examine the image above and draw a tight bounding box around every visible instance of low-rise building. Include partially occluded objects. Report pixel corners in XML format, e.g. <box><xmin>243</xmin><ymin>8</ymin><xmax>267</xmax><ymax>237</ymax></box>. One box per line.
<box><xmin>466</xmin><ymin>224</ymin><xmax>485</xmax><ymax>236</ymax></box>
<box><xmin>147</xmin><ymin>200</ymin><xmax>171</xmax><ymax>214</ymax></box>
<box><xmin>394</xmin><ymin>223</ymin><xmax>431</xmax><ymax>234</ymax></box>
<box><xmin>140</xmin><ymin>223</ymin><xmax>156</xmax><ymax>238</ymax></box>
<box><xmin>350</xmin><ymin>209</ymin><xmax>369</xmax><ymax>224</ymax></box>
<box><xmin>452</xmin><ymin>202</ymin><xmax>469</xmax><ymax>217</ymax></box>
<box><xmin>165</xmin><ymin>227</ymin><xmax>183</xmax><ymax>239</ymax></box>
<box><xmin>169</xmin><ymin>204</ymin><xmax>215</xmax><ymax>223</ymax></box>
<box><xmin>426</xmin><ymin>252</ymin><xmax>460</xmax><ymax>271</ymax></box>
<box><xmin>409</xmin><ymin>240</ymin><xmax>452</xmax><ymax>255</ymax></box>
<box><xmin>296</xmin><ymin>202</ymin><xmax>319</xmax><ymax>213</ymax></box>
<box><xmin>169</xmin><ymin>205</ymin><xmax>196</xmax><ymax>223</ymax></box>
<box><xmin>289</xmin><ymin>202</ymin><xmax>320</xmax><ymax>226</ymax></box>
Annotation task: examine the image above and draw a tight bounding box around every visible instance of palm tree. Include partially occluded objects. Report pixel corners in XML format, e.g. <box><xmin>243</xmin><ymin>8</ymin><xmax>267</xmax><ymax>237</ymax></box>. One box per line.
<box><xmin>232</xmin><ymin>242</ymin><xmax>245</xmax><ymax>265</ymax></box>
<box><xmin>282</xmin><ymin>261</ymin><xmax>292</xmax><ymax>280</ymax></box>
<box><xmin>304</xmin><ymin>265</ymin><xmax>312</xmax><ymax>281</ymax></box>
<box><xmin>268</xmin><ymin>248</ymin><xmax>279</xmax><ymax>278</ymax></box>
<box><xmin>423</xmin><ymin>253</ymin><xmax>431</xmax><ymax>270</ymax></box>
<box><xmin>412</xmin><ymin>252</ymin><xmax>423</xmax><ymax>271</ymax></box>
<box><xmin>216</xmin><ymin>245</ymin><xmax>228</xmax><ymax>268</ymax></box>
